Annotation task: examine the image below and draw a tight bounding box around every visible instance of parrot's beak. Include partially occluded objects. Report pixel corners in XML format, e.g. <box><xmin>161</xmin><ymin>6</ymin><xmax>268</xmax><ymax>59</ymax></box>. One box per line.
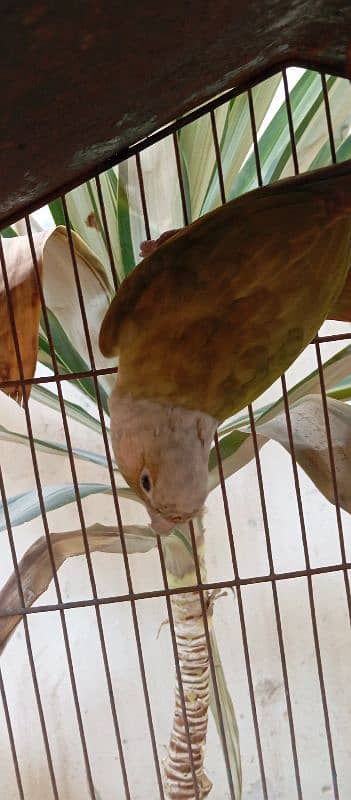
<box><xmin>148</xmin><ymin>506</ymin><xmax>203</xmax><ymax>535</ymax></box>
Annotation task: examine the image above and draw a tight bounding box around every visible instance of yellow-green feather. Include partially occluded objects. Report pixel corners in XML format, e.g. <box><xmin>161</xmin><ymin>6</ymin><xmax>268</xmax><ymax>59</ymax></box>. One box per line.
<box><xmin>100</xmin><ymin>163</ymin><xmax>351</xmax><ymax>422</ymax></box>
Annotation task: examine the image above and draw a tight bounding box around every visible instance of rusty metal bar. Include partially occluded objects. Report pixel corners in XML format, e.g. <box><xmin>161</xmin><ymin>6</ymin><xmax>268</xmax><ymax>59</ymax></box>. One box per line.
<box><xmin>0</xmin><ymin>665</ymin><xmax>24</xmax><ymax>799</ymax></box>
<box><xmin>135</xmin><ymin>152</ymin><xmax>151</xmax><ymax>240</ymax></box>
<box><xmin>281</xmin><ymin>373</ymin><xmax>339</xmax><ymax>799</ymax></box>
<box><xmin>211</xmin><ymin>91</ymin><xmax>268</xmax><ymax>796</ymax></box>
<box><xmin>248</xmin><ymin>87</ymin><xmax>263</xmax><ymax>187</ymax></box>
<box><xmin>0</xmin><ymin>332</ymin><xmax>350</xmax><ymax>394</ymax></box>
<box><xmin>135</xmin><ymin>150</ymin><xmax>236</xmax><ymax>796</ymax></box>
<box><xmin>248</xmin><ymin>406</ymin><xmax>303</xmax><ymax>799</ymax></box>
<box><xmin>0</xmin><ymin>471</ymin><xmax>59</xmax><ymax>800</ymax></box>
<box><xmin>61</xmin><ymin>196</ymin><xmax>166</xmax><ymax>798</ymax></box>
<box><xmin>94</xmin><ymin>174</ymin><xmax>120</xmax><ymax>291</ymax></box>
<box><xmin>173</xmin><ymin>132</ymin><xmax>190</xmax><ymax>226</ymax></box>
<box><xmin>2</xmin><ymin>559</ymin><xmax>351</xmax><ymax>621</ymax></box>
<box><xmin>314</xmin><ymin>340</ymin><xmax>351</xmax><ymax>626</ymax></box>
<box><xmin>168</xmin><ymin>125</ymin><xmax>241</xmax><ymax>797</ymax></box>
<box><xmin>282</xmin><ymin>68</ymin><xmax>299</xmax><ymax>175</ymax></box>
<box><xmin>313</xmin><ymin>332</ymin><xmax>351</xmax><ymax>343</ymax></box>
<box><xmin>23</xmin><ymin>216</ymin><xmax>97</xmax><ymax>798</ymax></box>
<box><xmin>214</xmin><ymin>433</ymin><xmax>268</xmax><ymax>798</ymax></box>
<box><xmin>321</xmin><ymin>73</ymin><xmax>337</xmax><ymax>164</ymax></box>
<box><xmin>210</xmin><ymin>109</ymin><xmax>226</xmax><ymax>205</ymax></box>
<box><xmin>0</xmin><ymin>237</ymin><xmax>60</xmax><ymax>800</ymax></box>
<box><xmin>248</xmin><ymin>83</ymin><xmax>305</xmax><ymax>797</ymax></box>
<box><xmin>0</xmin><ymin>366</ymin><xmax>117</xmax><ymax>391</ymax></box>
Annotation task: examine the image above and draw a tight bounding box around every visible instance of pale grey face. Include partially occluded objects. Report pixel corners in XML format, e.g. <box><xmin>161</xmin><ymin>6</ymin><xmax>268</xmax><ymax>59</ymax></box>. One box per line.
<box><xmin>109</xmin><ymin>388</ymin><xmax>218</xmax><ymax>534</ymax></box>
<box><xmin>136</xmin><ymin>436</ymin><xmax>212</xmax><ymax>533</ymax></box>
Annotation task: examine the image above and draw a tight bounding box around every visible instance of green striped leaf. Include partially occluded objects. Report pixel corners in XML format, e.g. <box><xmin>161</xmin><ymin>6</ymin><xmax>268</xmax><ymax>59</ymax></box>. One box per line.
<box><xmin>0</xmin><ymin>483</ymin><xmax>139</xmax><ymax>531</ymax></box>
<box><xmin>40</xmin><ymin>310</ymin><xmax>110</xmax><ymax>413</ymax></box>
<box><xmin>31</xmin><ymin>383</ymin><xmax>109</xmax><ymax>434</ymax></box>
<box><xmin>0</xmin><ymin>422</ymin><xmax>112</xmax><ymax>469</ymax></box>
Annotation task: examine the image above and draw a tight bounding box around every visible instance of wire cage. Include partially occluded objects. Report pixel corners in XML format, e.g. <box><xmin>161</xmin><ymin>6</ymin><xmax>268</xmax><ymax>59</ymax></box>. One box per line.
<box><xmin>0</xmin><ymin>65</ymin><xmax>351</xmax><ymax>800</ymax></box>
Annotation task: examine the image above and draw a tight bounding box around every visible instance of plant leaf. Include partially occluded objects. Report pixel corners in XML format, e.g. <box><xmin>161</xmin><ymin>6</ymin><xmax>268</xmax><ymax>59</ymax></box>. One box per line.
<box><xmin>201</xmin><ymin>73</ymin><xmax>282</xmax><ymax>215</ymax></box>
<box><xmin>41</xmin><ymin>225</ymin><xmax>115</xmax><ymax>394</ymax></box>
<box><xmin>0</xmin><ymin>523</ymin><xmax>157</xmax><ymax>652</ymax></box>
<box><xmin>328</xmin><ymin>375</ymin><xmax>351</xmax><ymax>401</ymax></box>
<box><xmin>256</xmin><ymin>394</ymin><xmax>351</xmax><ymax>513</ymax></box>
<box><xmin>48</xmin><ymin>199</ymin><xmax>66</xmax><ymax>227</ymax></box>
<box><xmin>138</xmin><ymin>137</ymin><xmax>185</xmax><ymax>234</ymax></box>
<box><xmin>117</xmin><ymin>163</ymin><xmax>137</xmax><ymax>275</ymax></box>
<box><xmin>229</xmin><ymin>70</ymin><xmax>325</xmax><ymax>197</ymax></box>
<box><xmin>0</xmin><ymin>226</ymin><xmax>17</xmax><ymax>238</ymax></box>
<box><xmin>0</xmin><ymin>421</ymin><xmax>112</xmax><ymax>469</ymax></box>
<box><xmin>30</xmin><ymin>382</ymin><xmax>109</xmax><ymax>435</ymax></box>
<box><xmin>65</xmin><ymin>173</ymin><xmax>123</xmax><ymax>287</ymax></box>
<box><xmin>0</xmin><ymin>483</ymin><xmax>141</xmax><ymax>532</ymax></box>
<box><xmin>209</xmin><ymin>627</ymin><xmax>242</xmax><ymax>799</ymax></box>
<box><xmin>0</xmin><ymin>234</ymin><xmax>44</xmax><ymax>401</ymax></box>
<box><xmin>281</xmin><ymin>76</ymin><xmax>351</xmax><ymax>175</ymax></box>
<box><xmin>39</xmin><ymin>309</ymin><xmax>110</xmax><ymax>413</ymax></box>
<box><xmin>209</xmin><ymin>345</ymin><xmax>351</xmax><ymax>490</ymax></box>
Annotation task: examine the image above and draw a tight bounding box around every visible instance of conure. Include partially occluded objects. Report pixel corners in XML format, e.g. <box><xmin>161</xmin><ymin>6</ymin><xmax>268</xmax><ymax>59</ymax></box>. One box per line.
<box><xmin>99</xmin><ymin>162</ymin><xmax>351</xmax><ymax>533</ymax></box>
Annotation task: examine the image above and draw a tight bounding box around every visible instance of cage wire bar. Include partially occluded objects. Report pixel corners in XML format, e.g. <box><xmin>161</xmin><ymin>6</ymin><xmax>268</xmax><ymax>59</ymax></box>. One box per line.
<box><xmin>0</xmin><ymin>66</ymin><xmax>350</xmax><ymax>800</ymax></box>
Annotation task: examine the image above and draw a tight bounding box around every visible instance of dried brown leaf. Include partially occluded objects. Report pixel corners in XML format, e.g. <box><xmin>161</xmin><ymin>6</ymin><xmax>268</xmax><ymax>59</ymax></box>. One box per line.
<box><xmin>0</xmin><ymin>234</ymin><xmax>46</xmax><ymax>402</ymax></box>
<box><xmin>257</xmin><ymin>394</ymin><xmax>351</xmax><ymax>512</ymax></box>
<box><xmin>0</xmin><ymin>523</ymin><xmax>157</xmax><ymax>653</ymax></box>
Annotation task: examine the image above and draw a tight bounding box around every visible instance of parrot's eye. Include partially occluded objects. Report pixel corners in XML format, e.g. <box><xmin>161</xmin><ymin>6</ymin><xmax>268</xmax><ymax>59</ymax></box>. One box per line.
<box><xmin>141</xmin><ymin>470</ymin><xmax>152</xmax><ymax>494</ymax></box>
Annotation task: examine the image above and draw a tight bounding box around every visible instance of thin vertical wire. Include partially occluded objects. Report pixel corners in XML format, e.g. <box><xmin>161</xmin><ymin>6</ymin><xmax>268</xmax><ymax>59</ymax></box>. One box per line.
<box><xmin>0</xmin><ymin>239</ymin><xmax>60</xmax><ymax>800</ymax></box>
<box><xmin>281</xmin><ymin>374</ymin><xmax>339</xmax><ymax>799</ymax></box>
<box><xmin>321</xmin><ymin>74</ymin><xmax>337</xmax><ymax>164</ymax></box>
<box><xmin>135</xmin><ymin>152</ymin><xmax>151</xmax><ymax>240</ymax></box>
<box><xmin>173</xmin><ymin>132</ymin><xmax>190</xmax><ymax>225</ymax></box>
<box><xmin>94</xmin><ymin>174</ymin><xmax>120</xmax><ymax>291</ymax></box>
<box><xmin>60</xmin><ymin>197</ymin><xmax>165</xmax><ymax>798</ymax></box>
<box><xmin>210</xmin><ymin>110</ymin><xmax>226</xmax><ymax>204</ymax></box>
<box><xmin>248</xmin><ymin>406</ymin><xmax>303</xmax><ymax>799</ymax></box>
<box><xmin>138</xmin><ymin>141</ymin><xmax>236</xmax><ymax>800</ymax></box>
<box><xmin>282</xmin><ymin>68</ymin><xmax>342</xmax><ymax>796</ymax></box>
<box><xmin>0</xmin><ymin>665</ymin><xmax>24</xmax><ymax>799</ymax></box>
<box><xmin>0</xmin><ymin>475</ymin><xmax>59</xmax><ymax>800</ymax></box>
<box><xmin>314</xmin><ymin>341</ymin><xmax>351</xmax><ymax>625</ymax></box>
<box><xmin>214</xmin><ymin>434</ymin><xmax>268</xmax><ymax>799</ymax></box>
<box><xmin>247</xmin><ymin>88</ymin><xmax>302</xmax><ymax>797</ymax></box>
<box><xmin>24</xmin><ymin>215</ymin><xmax>119</xmax><ymax>799</ymax></box>
<box><xmin>25</xmin><ymin>212</ymin><xmax>132</xmax><ymax>800</ymax></box>
<box><xmin>211</xmin><ymin>99</ymin><xmax>268</xmax><ymax>796</ymax></box>
<box><xmin>248</xmin><ymin>87</ymin><xmax>263</xmax><ymax>187</ymax></box>
<box><xmin>282</xmin><ymin>68</ymin><xmax>299</xmax><ymax>175</ymax></box>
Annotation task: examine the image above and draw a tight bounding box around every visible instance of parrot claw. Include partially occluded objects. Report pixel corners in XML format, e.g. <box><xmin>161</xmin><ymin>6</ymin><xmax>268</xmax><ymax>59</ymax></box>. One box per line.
<box><xmin>139</xmin><ymin>229</ymin><xmax>179</xmax><ymax>258</ymax></box>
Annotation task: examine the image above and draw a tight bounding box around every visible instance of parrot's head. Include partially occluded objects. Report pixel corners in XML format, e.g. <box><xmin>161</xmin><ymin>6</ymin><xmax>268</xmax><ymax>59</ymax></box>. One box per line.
<box><xmin>109</xmin><ymin>386</ymin><xmax>218</xmax><ymax>534</ymax></box>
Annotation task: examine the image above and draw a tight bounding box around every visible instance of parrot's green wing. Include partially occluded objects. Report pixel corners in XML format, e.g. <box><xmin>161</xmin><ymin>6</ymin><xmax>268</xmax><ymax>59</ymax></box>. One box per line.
<box><xmin>100</xmin><ymin>162</ymin><xmax>351</xmax><ymax>422</ymax></box>
<box><xmin>330</xmin><ymin>269</ymin><xmax>351</xmax><ymax>322</ymax></box>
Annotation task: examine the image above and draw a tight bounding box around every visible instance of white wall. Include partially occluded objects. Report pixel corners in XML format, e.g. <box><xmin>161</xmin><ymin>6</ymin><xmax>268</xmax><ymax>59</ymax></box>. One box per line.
<box><xmin>1</xmin><ymin>320</ymin><xmax>351</xmax><ymax>800</ymax></box>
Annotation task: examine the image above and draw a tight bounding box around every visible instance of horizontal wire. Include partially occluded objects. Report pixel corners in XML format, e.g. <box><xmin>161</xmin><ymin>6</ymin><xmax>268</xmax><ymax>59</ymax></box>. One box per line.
<box><xmin>0</xmin><ymin>365</ymin><xmax>117</xmax><ymax>389</ymax></box>
<box><xmin>0</xmin><ymin>332</ymin><xmax>349</xmax><ymax>392</ymax></box>
<box><xmin>1</xmin><ymin>560</ymin><xmax>350</xmax><ymax>620</ymax></box>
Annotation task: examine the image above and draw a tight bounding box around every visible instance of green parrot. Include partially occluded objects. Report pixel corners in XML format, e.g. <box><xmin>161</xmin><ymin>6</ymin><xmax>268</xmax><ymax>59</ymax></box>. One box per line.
<box><xmin>99</xmin><ymin>162</ymin><xmax>351</xmax><ymax>533</ymax></box>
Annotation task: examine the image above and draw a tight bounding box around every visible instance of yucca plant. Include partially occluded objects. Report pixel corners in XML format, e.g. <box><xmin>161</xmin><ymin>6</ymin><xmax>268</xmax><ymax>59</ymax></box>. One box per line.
<box><xmin>1</xmin><ymin>68</ymin><xmax>351</xmax><ymax>799</ymax></box>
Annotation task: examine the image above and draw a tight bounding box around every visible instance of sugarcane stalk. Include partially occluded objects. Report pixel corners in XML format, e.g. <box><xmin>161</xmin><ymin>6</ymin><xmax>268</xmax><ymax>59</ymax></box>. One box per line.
<box><xmin>162</xmin><ymin>521</ymin><xmax>212</xmax><ymax>799</ymax></box>
<box><xmin>162</xmin><ymin>519</ymin><xmax>242</xmax><ymax>799</ymax></box>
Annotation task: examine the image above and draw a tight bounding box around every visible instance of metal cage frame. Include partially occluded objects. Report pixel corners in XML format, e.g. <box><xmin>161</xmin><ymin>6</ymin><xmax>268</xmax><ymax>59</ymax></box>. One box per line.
<box><xmin>0</xmin><ymin>64</ymin><xmax>350</xmax><ymax>800</ymax></box>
